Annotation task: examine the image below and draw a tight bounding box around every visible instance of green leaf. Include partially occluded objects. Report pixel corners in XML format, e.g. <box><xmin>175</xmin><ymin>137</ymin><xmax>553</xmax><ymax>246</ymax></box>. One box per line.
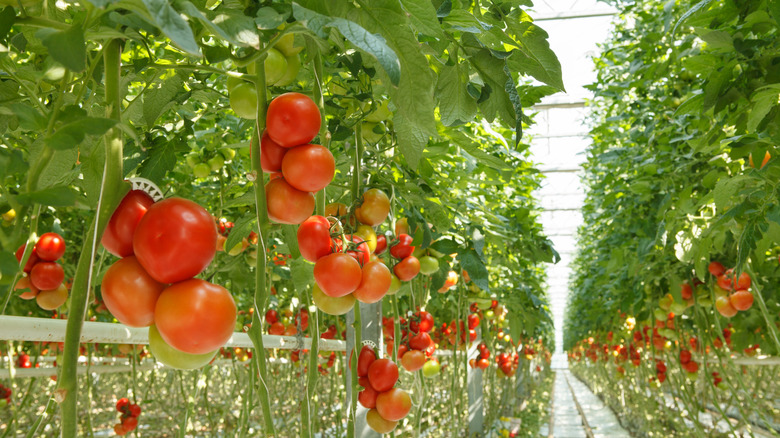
<box><xmin>177</xmin><ymin>1</ymin><xmax>256</xmax><ymax>48</ymax></box>
<box><xmin>469</xmin><ymin>49</ymin><xmax>515</xmax><ymax>126</ymax></box>
<box><xmin>38</xmin><ymin>25</ymin><xmax>86</xmax><ymax>72</ymax></box>
<box><xmin>138</xmin><ymin>140</ymin><xmax>177</xmax><ymax>185</ymax></box>
<box><xmin>224</xmin><ymin>191</ymin><xmax>256</xmax><ymax>208</ymax></box>
<box><xmin>211</xmin><ymin>9</ymin><xmax>261</xmax><ymax>48</ymax></box>
<box><xmin>225</xmin><ymin>215</ymin><xmax>256</xmax><ymax>256</ymax></box>
<box><xmin>46</xmin><ymin>118</ymin><xmax>117</xmax><ymax>151</ymax></box>
<box><xmin>436</xmin><ymin>63</ymin><xmax>477</xmax><ymax>126</ymax></box>
<box><xmin>712</xmin><ymin>175</ymin><xmax>750</xmax><ymax>210</ymax></box>
<box><xmin>142</xmin><ymin>0</ymin><xmax>200</xmax><ymax>55</ymax></box>
<box><xmin>430</xmin><ymin>238</ymin><xmax>460</xmax><ymax>255</ymax></box>
<box><xmin>505</xmin><ymin>22</ymin><xmax>564</xmax><ymax>91</ymax></box>
<box><xmin>442</xmin><ymin>9</ymin><xmax>483</xmax><ymax>33</ymax></box>
<box><xmin>0</xmin><ymin>7</ymin><xmax>15</xmax><ymax>42</ymax></box>
<box><xmin>7</xmin><ymin>103</ymin><xmax>46</xmax><ymax>130</ymax></box>
<box><xmin>458</xmin><ymin>249</ymin><xmax>489</xmax><ymax>292</ymax></box>
<box><xmin>0</xmin><ymin>250</ymin><xmax>17</xmax><ymax>280</ymax></box>
<box><xmin>143</xmin><ymin>74</ymin><xmax>184</xmax><ymax>128</ymax></box>
<box><xmin>747</xmin><ymin>86</ymin><xmax>780</xmax><ymax>132</ymax></box>
<box><xmin>16</xmin><ymin>186</ymin><xmax>77</xmax><ymax>207</ymax></box>
<box><xmin>293</xmin><ymin>3</ymin><xmax>401</xmax><ymax>86</ymax></box>
<box><xmin>255</xmin><ymin>6</ymin><xmax>288</xmax><ymax>29</ymax></box>
<box><xmin>289</xmin><ymin>258</ymin><xmax>314</xmax><ymax>295</ymax></box>
<box><xmin>399</xmin><ymin>0</ymin><xmax>444</xmax><ymax>38</ymax></box>
<box><xmin>673</xmin><ymin>0</ymin><xmax>715</xmax><ymax>36</ymax></box>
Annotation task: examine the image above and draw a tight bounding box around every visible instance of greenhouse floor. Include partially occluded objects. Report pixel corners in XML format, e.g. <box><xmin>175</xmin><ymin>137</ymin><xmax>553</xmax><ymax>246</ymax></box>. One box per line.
<box><xmin>550</xmin><ymin>371</ymin><xmax>631</xmax><ymax>438</ymax></box>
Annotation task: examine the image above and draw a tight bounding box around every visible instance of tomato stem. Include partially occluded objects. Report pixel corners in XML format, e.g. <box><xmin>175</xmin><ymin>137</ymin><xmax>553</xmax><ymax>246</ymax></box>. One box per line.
<box><xmin>58</xmin><ymin>39</ymin><xmax>128</xmax><ymax>437</ymax></box>
<box><xmin>246</xmin><ymin>53</ymin><xmax>276</xmax><ymax>437</ymax></box>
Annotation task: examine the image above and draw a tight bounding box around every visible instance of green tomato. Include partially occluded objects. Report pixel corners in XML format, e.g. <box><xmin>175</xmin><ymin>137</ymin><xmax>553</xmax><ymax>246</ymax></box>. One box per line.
<box><xmin>365</xmin><ymin>100</ymin><xmax>392</xmax><ymax>123</ymax></box>
<box><xmin>485</xmin><ymin>309</ymin><xmax>495</xmax><ymax>319</ymax></box>
<box><xmin>419</xmin><ymin>256</ymin><xmax>439</xmax><ymax>276</ymax></box>
<box><xmin>653</xmin><ymin>308</ymin><xmax>668</xmax><ymax>321</ymax></box>
<box><xmin>219</xmin><ymin>147</ymin><xmax>236</xmax><ymax>162</ymax></box>
<box><xmin>229</xmin><ymin>82</ymin><xmax>257</xmax><ymax>119</ymax></box>
<box><xmin>193</xmin><ymin>163</ymin><xmax>211</xmax><ymax>178</ymax></box>
<box><xmin>312</xmin><ymin>284</ymin><xmax>355</xmax><ymax>315</ymax></box>
<box><xmin>386</xmin><ymin>273</ymin><xmax>402</xmax><ymax>295</ymax></box>
<box><xmin>185</xmin><ymin>153</ymin><xmax>201</xmax><ymax>168</ymax></box>
<box><xmin>207</xmin><ymin>155</ymin><xmax>225</xmax><ymax>172</ymax></box>
<box><xmin>247</xmin><ymin>48</ymin><xmax>287</xmax><ymax>85</ymax></box>
<box><xmin>422</xmin><ymin>359</ymin><xmax>440</xmax><ymax>378</ymax></box>
<box><xmin>274</xmin><ymin>54</ymin><xmax>301</xmax><ymax>87</ymax></box>
<box><xmin>227</xmin><ymin>75</ymin><xmax>245</xmax><ymax>92</ymax></box>
<box><xmin>0</xmin><ymin>399</ymin><xmax>7</xmax><ymax>408</ymax></box>
<box><xmin>148</xmin><ymin>324</ymin><xmax>217</xmax><ymax>370</ymax></box>
<box><xmin>274</xmin><ymin>33</ymin><xmax>303</xmax><ymax>57</ymax></box>
<box><xmin>670</xmin><ymin>301</ymin><xmax>687</xmax><ymax>315</ymax></box>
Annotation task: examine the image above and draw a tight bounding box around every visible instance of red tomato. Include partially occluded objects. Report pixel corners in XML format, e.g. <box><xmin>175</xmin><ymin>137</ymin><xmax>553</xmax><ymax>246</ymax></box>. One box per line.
<box><xmin>416</xmin><ymin>311</ymin><xmax>434</xmax><ymax>332</ymax></box>
<box><xmin>375</xmin><ymin>388</ymin><xmax>411</xmax><ymax>421</ymax></box>
<box><xmin>375</xmin><ymin>235</ymin><xmax>388</xmax><ymax>255</ymax></box>
<box><xmin>265</xmin><ymin>177</ymin><xmax>315</xmax><ymax>225</ymax></box>
<box><xmin>35</xmin><ymin>232</ymin><xmax>65</xmax><ymax>261</ymax></box>
<box><xmin>468</xmin><ymin>313</ymin><xmax>480</xmax><ymax>330</ymax></box>
<box><xmin>133</xmin><ymin>197</ymin><xmax>217</xmax><ymax>284</ymax></box>
<box><xmin>680</xmin><ymin>283</ymin><xmax>693</xmax><ymax>300</ymax></box>
<box><xmin>281</xmin><ymin>144</ymin><xmax>335</xmax><ymax>192</ymax></box>
<box><xmin>266</xmin><ymin>92</ymin><xmax>321</xmax><ymax>148</ymax></box>
<box><xmin>265</xmin><ymin>309</ymin><xmax>279</xmax><ymax>324</ymax></box>
<box><xmin>409</xmin><ymin>332</ymin><xmax>432</xmax><ymax>351</ymax></box>
<box><xmin>313</xmin><ymin>253</ymin><xmax>362</xmax><ymax>297</ymax></box>
<box><xmin>297</xmin><ymin>216</ymin><xmax>333</xmax><ymax>262</ymax></box>
<box><xmin>15</xmin><ymin>277</ymin><xmax>38</xmax><ymax>300</ymax></box>
<box><xmin>15</xmin><ymin>244</ymin><xmax>40</xmax><ymax>273</ymax></box>
<box><xmin>397</xmin><ymin>344</ymin><xmax>408</xmax><ymax>360</ymax></box>
<box><xmin>708</xmin><ymin>261</ymin><xmax>725</xmax><ymax>276</ymax></box>
<box><xmin>102</xmin><ymin>256</ymin><xmax>165</xmax><ymax>327</ymax></box>
<box><xmin>477</xmin><ymin>358</ymin><xmax>489</xmax><ymax>370</ymax></box>
<box><xmin>353</xmin><ymin>261</ymin><xmax>392</xmax><ymax>304</ymax></box>
<box><xmin>393</xmin><ymin>256</ymin><xmax>420</xmax><ymax>282</ymax></box>
<box><xmin>260</xmin><ymin>131</ymin><xmax>288</xmax><ymax>173</ymax></box>
<box><xmin>729</xmin><ymin>289</ymin><xmax>753</xmax><ymax>311</ymax></box>
<box><xmin>355</xmin><ymin>189</ymin><xmax>390</xmax><ymax>227</ymax></box>
<box><xmin>389</xmin><ymin>234</ymin><xmax>415</xmax><ymax>259</ymax></box>
<box><xmin>358</xmin><ymin>385</ymin><xmax>378</xmax><ymax>409</ymax></box>
<box><xmin>36</xmin><ymin>284</ymin><xmax>68</xmax><ymax>310</ymax></box>
<box><xmin>367</xmin><ymin>358</ymin><xmax>398</xmax><ymax>392</ymax></box>
<box><xmin>102</xmin><ymin>190</ymin><xmax>155</xmax><ymax>258</ymax></box>
<box><xmin>30</xmin><ymin>262</ymin><xmax>64</xmax><ymax>290</ymax></box>
<box><xmin>680</xmin><ymin>350</ymin><xmax>691</xmax><ymax>364</ymax></box>
<box><xmin>358</xmin><ymin>345</ymin><xmax>377</xmax><ymax>378</ymax></box>
<box><xmin>400</xmin><ymin>349</ymin><xmax>426</xmax><ymax>372</ymax></box>
<box><xmin>268</xmin><ymin>322</ymin><xmax>285</xmax><ymax>335</ymax></box>
<box><xmin>715</xmin><ymin>295</ymin><xmax>737</xmax><ymax>318</ymax></box>
<box><xmin>154</xmin><ymin>279</ymin><xmax>237</xmax><ymax>354</ymax></box>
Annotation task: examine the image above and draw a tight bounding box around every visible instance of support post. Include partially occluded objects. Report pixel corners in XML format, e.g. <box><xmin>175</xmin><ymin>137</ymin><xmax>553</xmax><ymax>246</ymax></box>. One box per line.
<box><xmin>346</xmin><ymin>301</ymin><xmax>382</xmax><ymax>438</ymax></box>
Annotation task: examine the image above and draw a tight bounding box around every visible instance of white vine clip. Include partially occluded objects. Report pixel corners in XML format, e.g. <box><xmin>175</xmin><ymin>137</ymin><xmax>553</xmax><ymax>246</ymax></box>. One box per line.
<box><xmin>129</xmin><ymin>177</ymin><xmax>164</xmax><ymax>202</ymax></box>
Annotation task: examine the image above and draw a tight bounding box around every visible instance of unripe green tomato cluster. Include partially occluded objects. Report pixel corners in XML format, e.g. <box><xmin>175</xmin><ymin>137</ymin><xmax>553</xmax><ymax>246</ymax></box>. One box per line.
<box><xmin>185</xmin><ymin>146</ymin><xmax>236</xmax><ymax>178</ymax></box>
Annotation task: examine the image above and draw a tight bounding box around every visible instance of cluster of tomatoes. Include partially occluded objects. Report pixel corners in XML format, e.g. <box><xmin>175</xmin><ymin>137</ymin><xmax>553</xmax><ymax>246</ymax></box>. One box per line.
<box><xmin>100</xmin><ymin>190</ymin><xmax>237</xmax><ymax>370</ymax></box>
<box><xmin>708</xmin><ymin>261</ymin><xmax>754</xmax><ymax>317</ymax></box>
<box><xmin>496</xmin><ymin>352</ymin><xmax>520</xmax><ymax>378</ymax></box>
<box><xmin>0</xmin><ymin>382</ymin><xmax>10</xmax><ymax>408</ymax></box>
<box><xmin>16</xmin><ymin>353</ymin><xmax>31</xmax><ymax>368</ymax></box>
<box><xmin>14</xmin><ymin>232</ymin><xmax>69</xmax><ymax>310</ymax></box>
<box><xmin>654</xmin><ymin>360</ymin><xmax>668</xmax><ymax>384</ymax></box>
<box><xmin>397</xmin><ymin>311</ymin><xmax>436</xmax><ymax>372</ymax></box>
<box><xmin>678</xmin><ymin>348</ymin><xmax>699</xmax><ymax>375</ymax></box>
<box><xmin>469</xmin><ymin>342</ymin><xmax>491</xmax><ymax>370</ymax></box>
<box><xmin>356</xmin><ymin>346</ymin><xmax>411</xmax><ymax>434</ymax></box>
<box><xmin>265</xmin><ymin>308</ymin><xmax>309</xmax><ymax>336</ymax></box>
<box><xmin>113</xmin><ymin>398</ymin><xmax>141</xmax><ymax>436</ymax></box>
<box><xmin>262</xmin><ymin>93</ymin><xmax>333</xmax><ymax>225</ymax></box>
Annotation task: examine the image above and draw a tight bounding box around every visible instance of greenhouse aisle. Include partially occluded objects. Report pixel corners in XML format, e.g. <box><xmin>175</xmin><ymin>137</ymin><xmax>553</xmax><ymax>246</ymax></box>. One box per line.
<box><xmin>550</xmin><ymin>371</ymin><xmax>631</xmax><ymax>438</ymax></box>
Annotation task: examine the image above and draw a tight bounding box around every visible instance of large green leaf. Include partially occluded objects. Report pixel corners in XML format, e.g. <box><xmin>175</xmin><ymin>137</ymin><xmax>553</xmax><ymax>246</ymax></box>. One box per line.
<box><xmin>142</xmin><ymin>0</ymin><xmax>200</xmax><ymax>55</ymax></box>
<box><xmin>505</xmin><ymin>22</ymin><xmax>564</xmax><ymax>91</ymax></box>
<box><xmin>293</xmin><ymin>3</ymin><xmax>401</xmax><ymax>86</ymax></box>
<box><xmin>436</xmin><ymin>63</ymin><xmax>477</xmax><ymax>126</ymax></box>
<box><xmin>38</xmin><ymin>25</ymin><xmax>86</xmax><ymax>72</ymax></box>
<box><xmin>46</xmin><ymin>118</ymin><xmax>117</xmax><ymax>151</ymax></box>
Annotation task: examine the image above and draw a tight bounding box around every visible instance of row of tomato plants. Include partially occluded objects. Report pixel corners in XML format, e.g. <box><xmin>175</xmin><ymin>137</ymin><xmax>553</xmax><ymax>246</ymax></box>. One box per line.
<box><xmin>566</xmin><ymin>0</ymin><xmax>780</xmax><ymax>435</ymax></box>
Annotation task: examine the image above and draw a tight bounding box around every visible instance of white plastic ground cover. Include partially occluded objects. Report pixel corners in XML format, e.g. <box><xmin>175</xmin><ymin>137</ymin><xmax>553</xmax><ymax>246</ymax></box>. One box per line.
<box><xmin>0</xmin><ymin>316</ymin><xmax>346</xmax><ymax>352</ymax></box>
